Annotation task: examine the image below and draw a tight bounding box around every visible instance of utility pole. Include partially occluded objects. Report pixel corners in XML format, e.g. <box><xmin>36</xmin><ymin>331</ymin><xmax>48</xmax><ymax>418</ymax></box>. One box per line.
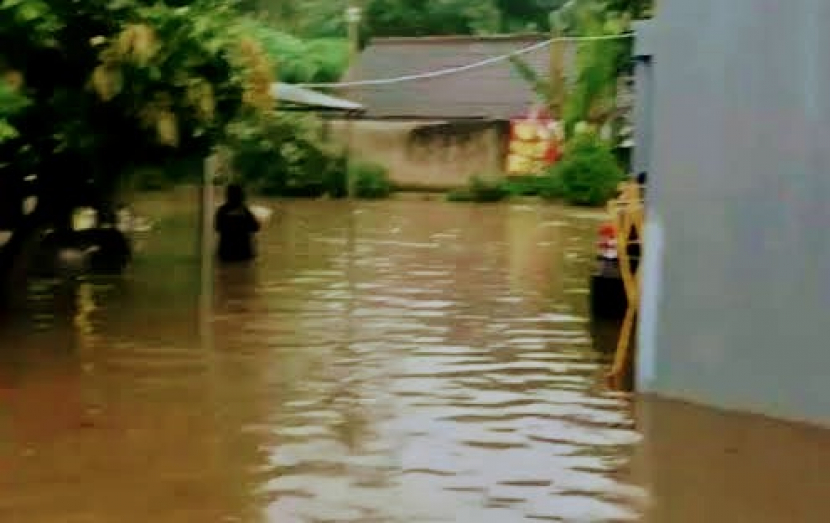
<box><xmin>346</xmin><ymin>5</ymin><xmax>362</xmax><ymax>65</ymax></box>
<box><xmin>344</xmin><ymin>4</ymin><xmax>363</xmax><ymax>198</ymax></box>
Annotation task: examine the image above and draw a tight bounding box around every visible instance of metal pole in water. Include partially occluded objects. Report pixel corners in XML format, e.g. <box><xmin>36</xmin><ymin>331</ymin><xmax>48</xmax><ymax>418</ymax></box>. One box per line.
<box><xmin>199</xmin><ymin>153</ymin><xmax>216</xmax><ymax>344</ymax></box>
<box><xmin>200</xmin><ymin>152</ymin><xmax>223</xmax><ymax>467</ymax></box>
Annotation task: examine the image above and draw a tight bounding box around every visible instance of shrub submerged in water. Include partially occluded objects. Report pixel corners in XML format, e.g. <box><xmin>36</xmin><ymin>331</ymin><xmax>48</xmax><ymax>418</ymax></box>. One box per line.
<box><xmin>350</xmin><ymin>161</ymin><xmax>393</xmax><ymax>199</ymax></box>
<box><xmin>551</xmin><ymin>132</ymin><xmax>625</xmax><ymax>206</ymax></box>
<box><xmin>502</xmin><ymin>175</ymin><xmax>564</xmax><ymax>200</ymax></box>
<box><xmin>447</xmin><ymin>175</ymin><xmax>510</xmax><ymax>203</ymax></box>
<box><xmin>228</xmin><ymin>112</ymin><xmax>349</xmax><ymax>199</ymax></box>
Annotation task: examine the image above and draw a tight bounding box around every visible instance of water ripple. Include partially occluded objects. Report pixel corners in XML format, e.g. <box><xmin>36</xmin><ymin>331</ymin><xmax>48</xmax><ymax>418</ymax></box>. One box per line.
<box><xmin>0</xmin><ymin>200</ymin><xmax>647</xmax><ymax>523</ymax></box>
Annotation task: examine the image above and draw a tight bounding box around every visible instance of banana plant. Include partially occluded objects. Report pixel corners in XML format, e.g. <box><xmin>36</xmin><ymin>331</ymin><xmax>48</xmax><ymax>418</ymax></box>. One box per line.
<box><xmin>511</xmin><ymin>0</ymin><xmax>645</xmax><ymax>141</ymax></box>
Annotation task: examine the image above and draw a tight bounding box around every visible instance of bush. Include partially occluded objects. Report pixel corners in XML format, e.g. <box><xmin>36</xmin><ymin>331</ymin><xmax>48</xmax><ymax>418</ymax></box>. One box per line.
<box><xmin>239</xmin><ymin>20</ymin><xmax>349</xmax><ymax>84</ymax></box>
<box><xmin>537</xmin><ymin>173</ymin><xmax>565</xmax><ymax>200</ymax></box>
<box><xmin>501</xmin><ymin>175</ymin><xmax>563</xmax><ymax>199</ymax></box>
<box><xmin>324</xmin><ymin>153</ymin><xmax>349</xmax><ymax>199</ymax></box>
<box><xmin>227</xmin><ymin>112</ymin><xmax>339</xmax><ymax>198</ymax></box>
<box><xmin>470</xmin><ymin>175</ymin><xmax>510</xmax><ymax>202</ymax></box>
<box><xmin>446</xmin><ymin>188</ymin><xmax>474</xmax><ymax>202</ymax></box>
<box><xmin>502</xmin><ymin>176</ymin><xmax>540</xmax><ymax>197</ymax></box>
<box><xmin>226</xmin><ymin>112</ymin><xmax>390</xmax><ymax>200</ymax></box>
<box><xmin>551</xmin><ymin>132</ymin><xmax>625</xmax><ymax>206</ymax></box>
<box><xmin>447</xmin><ymin>175</ymin><xmax>509</xmax><ymax>203</ymax></box>
<box><xmin>350</xmin><ymin>161</ymin><xmax>393</xmax><ymax>199</ymax></box>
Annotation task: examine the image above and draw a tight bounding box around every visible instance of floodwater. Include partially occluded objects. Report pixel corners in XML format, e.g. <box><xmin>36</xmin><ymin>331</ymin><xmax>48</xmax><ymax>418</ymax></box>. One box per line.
<box><xmin>1</xmin><ymin>192</ymin><xmax>829</xmax><ymax>523</ymax></box>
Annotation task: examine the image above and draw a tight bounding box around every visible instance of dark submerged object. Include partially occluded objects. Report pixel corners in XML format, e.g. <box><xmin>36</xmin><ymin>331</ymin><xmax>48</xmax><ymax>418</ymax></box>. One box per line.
<box><xmin>588</xmin><ymin>172</ymin><xmax>647</xmax><ymax>320</ymax></box>
<box><xmin>30</xmin><ymin>228</ymin><xmax>132</xmax><ymax>278</ymax></box>
<box><xmin>215</xmin><ymin>184</ymin><xmax>260</xmax><ymax>263</ymax></box>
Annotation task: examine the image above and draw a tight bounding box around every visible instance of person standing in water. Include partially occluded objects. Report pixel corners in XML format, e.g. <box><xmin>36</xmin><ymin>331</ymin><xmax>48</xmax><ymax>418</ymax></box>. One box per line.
<box><xmin>215</xmin><ymin>184</ymin><xmax>260</xmax><ymax>263</ymax></box>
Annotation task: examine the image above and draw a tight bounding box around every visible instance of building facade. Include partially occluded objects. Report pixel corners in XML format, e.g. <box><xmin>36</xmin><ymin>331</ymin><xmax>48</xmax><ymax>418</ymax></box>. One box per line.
<box><xmin>329</xmin><ymin>35</ymin><xmax>575</xmax><ymax>189</ymax></box>
<box><xmin>636</xmin><ymin>0</ymin><xmax>830</xmax><ymax>426</ymax></box>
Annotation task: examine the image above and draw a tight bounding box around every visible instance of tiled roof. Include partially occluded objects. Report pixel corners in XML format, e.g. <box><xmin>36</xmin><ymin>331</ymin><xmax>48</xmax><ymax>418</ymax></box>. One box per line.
<box><xmin>336</xmin><ymin>34</ymin><xmax>574</xmax><ymax>120</ymax></box>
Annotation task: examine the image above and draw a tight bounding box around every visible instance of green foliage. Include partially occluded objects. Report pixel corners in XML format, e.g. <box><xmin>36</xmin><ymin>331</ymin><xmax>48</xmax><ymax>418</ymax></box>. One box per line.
<box><xmin>239</xmin><ymin>0</ymin><xmax>350</xmax><ymax>39</ymax></box>
<box><xmin>225</xmin><ymin>111</ymin><xmax>350</xmax><ymax>199</ymax></box>
<box><xmin>0</xmin><ymin>0</ymin><xmax>275</xmax><ymax>228</ymax></box>
<box><xmin>493</xmin><ymin>0</ymin><xmax>569</xmax><ymax>32</ymax></box>
<box><xmin>350</xmin><ymin>161</ymin><xmax>392</xmax><ymax>199</ymax></box>
<box><xmin>238</xmin><ymin>18</ymin><xmax>349</xmax><ymax>84</ymax></box>
<box><xmin>503</xmin><ymin>175</ymin><xmax>563</xmax><ymax>199</ymax></box>
<box><xmin>447</xmin><ymin>174</ymin><xmax>566</xmax><ymax>203</ymax></box>
<box><xmin>509</xmin><ymin>56</ymin><xmax>553</xmax><ymax>103</ymax></box>
<box><xmin>238</xmin><ymin>0</ymin><xmax>574</xmax><ymax>38</ymax></box>
<box><xmin>227</xmin><ymin>111</ymin><xmax>333</xmax><ymax>198</ymax></box>
<box><xmin>445</xmin><ymin>189</ymin><xmax>474</xmax><ymax>202</ymax></box>
<box><xmin>447</xmin><ymin>175</ymin><xmax>510</xmax><ymax>203</ymax></box>
<box><xmin>304</xmin><ymin>39</ymin><xmax>351</xmax><ymax>83</ymax></box>
<box><xmin>324</xmin><ymin>153</ymin><xmax>349</xmax><ymax>199</ymax></box>
<box><xmin>549</xmin><ymin>131</ymin><xmax>624</xmax><ymax>206</ymax></box>
<box><xmin>362</xmin><ymin>0</ymin><xmax>501</xmax><ymax>37</ymax></box>
<box><xmin>538</xmin><ymin>170</ymin><xmax>566</xmax><ymax>200</ymax></box>
<box><xmin>0</xmin><ymin>82</ymin><xmax>30</xmax><ymax>115</ymax></box>
<box><xmin>561</xmin><ymin>2</ymin><xmax>630</xmax><ymax>135</ymax></box>
<box><xmin>0</xmin><ymin>82</ymin><xmax>29</xmax><ymax>144</ymax></box>
<box><xmin>605</xmin><ymin>0</ymin><xmax>654</xmax><ymax>20</ymax></box>
<box><xmin>511</xmin><ymin>0</ymin><xmax>653</xmax><ymax>139</ymax></box>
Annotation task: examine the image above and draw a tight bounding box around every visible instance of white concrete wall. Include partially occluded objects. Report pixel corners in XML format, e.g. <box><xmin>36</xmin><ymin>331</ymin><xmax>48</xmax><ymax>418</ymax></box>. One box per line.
<box><xmin>638</xmin><ymin>0</ymin><xmax>830</xmax><ymax>425</ymax></box>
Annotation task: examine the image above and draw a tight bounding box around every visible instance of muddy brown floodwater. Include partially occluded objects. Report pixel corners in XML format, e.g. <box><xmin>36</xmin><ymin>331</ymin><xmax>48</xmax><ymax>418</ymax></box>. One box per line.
<box><xmin>2</xmin><ymin>195</ymin><xmax>830</xmax><ymax>523</ymax></box>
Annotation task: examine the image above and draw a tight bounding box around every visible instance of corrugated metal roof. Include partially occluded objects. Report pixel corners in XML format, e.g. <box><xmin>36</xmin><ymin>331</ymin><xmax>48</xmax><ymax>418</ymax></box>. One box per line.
<box><xmin>336</xmin><ymin>34</ymin><xmax>575</xmax><ymax>120</ymax></box>
<box><xmin>271</xmin><ymin>82</ymin><xmax>364</xmax><ymax>112</ymax></box>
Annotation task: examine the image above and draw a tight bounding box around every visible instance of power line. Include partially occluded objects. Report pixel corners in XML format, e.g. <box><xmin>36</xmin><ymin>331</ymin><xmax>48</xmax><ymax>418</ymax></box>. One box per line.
<box><xmin>298</xmin><ymin>33</ymin><xmax>633</xmax><ymax>89</ymax></box>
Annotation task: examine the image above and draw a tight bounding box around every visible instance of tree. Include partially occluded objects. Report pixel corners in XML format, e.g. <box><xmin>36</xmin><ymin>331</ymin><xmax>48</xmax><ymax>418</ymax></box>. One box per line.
<box><xmin>561</xmin><ymin>1</ymin><xmax>630</xmax><ymax>133</ymax></box>
<box><xmin>0</xmin><ymin>79</ymin><xmax>28</xmax><ymax>146</ymax></box>
<box><xmin>237</xmin><ymin>0</ymin><xmax>351</xmax><ymax>39</ymax></box>
<box><xmin>511</xmin><ymin>0</ymin><xmax>651</xmax><ymax>138</ymax></box>
<box><xmin>0</xmin><ymin>0</ymin><xmax>274</xmax><ymax>288</ymax></box>
<box><xmin>493</xmin><ymin>0</ymin><xmax>568</xmax><ymax>32</ymax></box>
<box><xmin>239</xmin><ymin>0</ymin><xmax>574</xmax><ymax>39</ymax></box>
<box><xmin>239</xmin><ymin>18</ymin><xmax>350</xmax><ymax>84</ymax></box>
<box><xmin>361</xmin><ymin>0</ymin><xmax>500</xmax><ymax>37</ymax></box>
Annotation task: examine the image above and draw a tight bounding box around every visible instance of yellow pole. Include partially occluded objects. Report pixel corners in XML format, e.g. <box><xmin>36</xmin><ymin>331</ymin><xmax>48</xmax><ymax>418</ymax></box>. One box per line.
<box><xmin>606</xmin><ymin>182</ymin><xmax>644</xmax><ymax>389</ymax></box>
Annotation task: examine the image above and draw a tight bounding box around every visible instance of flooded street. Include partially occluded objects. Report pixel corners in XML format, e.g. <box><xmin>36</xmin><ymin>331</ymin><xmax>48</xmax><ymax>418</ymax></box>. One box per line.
<box><xmin>2</xmin><ymin>195</ymin><xmax>829</xmax><ymax>522</ymax></box>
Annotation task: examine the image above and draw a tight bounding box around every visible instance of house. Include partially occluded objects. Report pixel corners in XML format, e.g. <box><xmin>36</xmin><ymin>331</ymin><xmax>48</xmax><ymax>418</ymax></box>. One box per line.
<box><xmin>328</xmin><ymin>34</ymin><xmax>576</xmax><ymax>190</ymax></box>
<box><xmin>634</xmin><ymin>1</ymin><xmax>830</xmax><ymax>427</ymax></box>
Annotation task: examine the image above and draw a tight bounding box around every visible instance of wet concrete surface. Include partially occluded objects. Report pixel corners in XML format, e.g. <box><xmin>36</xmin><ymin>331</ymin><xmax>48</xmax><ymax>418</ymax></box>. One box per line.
<box><xmin>1</xmin><ymin>195</ymin><xmax>829</xmax><ymax>522</ymax></box>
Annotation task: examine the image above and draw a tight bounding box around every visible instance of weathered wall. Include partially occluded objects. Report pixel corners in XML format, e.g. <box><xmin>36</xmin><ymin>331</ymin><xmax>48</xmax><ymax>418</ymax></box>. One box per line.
<box><xmin>327</xmin><ymin>119</ymin><xmax>507</xmax><ymax>190</ymax></box>
<box><xmin>637</xmin><ymin>0</ymin><xmax>830</xmax><ymax>425</ymax></box>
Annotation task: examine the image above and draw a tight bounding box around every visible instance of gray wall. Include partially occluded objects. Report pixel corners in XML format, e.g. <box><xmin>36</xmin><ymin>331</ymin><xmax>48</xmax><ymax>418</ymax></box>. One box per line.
<box><xmin>327</xmin><ymin>120</ymin><xmax>506</xmax><ymax>190</ymax></box>
<box><xmin>637</xmin><ymin>0</ymin><xmax>830</xmax><ymax>426</ymax></box>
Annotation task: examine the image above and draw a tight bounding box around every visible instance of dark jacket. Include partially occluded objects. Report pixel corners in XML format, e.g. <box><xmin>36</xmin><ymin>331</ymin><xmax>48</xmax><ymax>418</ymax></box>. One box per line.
<box><xmin>215</xmin><ymin>203</ymin><xmax>260</xmax><ymax>262</ymax></box>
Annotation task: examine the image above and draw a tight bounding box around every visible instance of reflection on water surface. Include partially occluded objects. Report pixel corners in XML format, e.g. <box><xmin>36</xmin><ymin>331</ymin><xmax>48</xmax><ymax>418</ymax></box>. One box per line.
<box><xmin>1</xmin><ymin>196</ymin><xmax>828</xmax><ymax>522</ymax></box>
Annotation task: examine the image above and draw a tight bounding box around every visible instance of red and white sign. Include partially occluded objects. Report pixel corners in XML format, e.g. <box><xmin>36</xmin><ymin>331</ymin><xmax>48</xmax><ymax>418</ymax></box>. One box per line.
<box><xmin>506</xmin><ymin>106</ymin><xmax>561</xmax><ymax>176</ymax></box>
